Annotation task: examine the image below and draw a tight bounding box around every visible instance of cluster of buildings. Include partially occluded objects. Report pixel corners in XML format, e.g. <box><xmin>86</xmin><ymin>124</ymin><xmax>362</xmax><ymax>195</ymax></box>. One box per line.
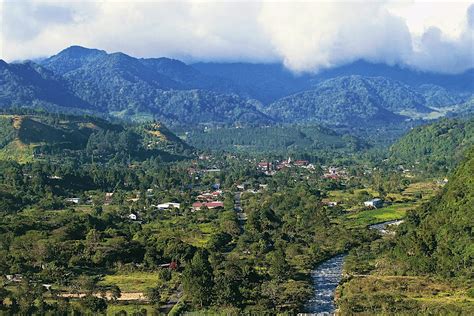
<box><xmin>192</xmin><ymin>189</ymin><xmax>224</xmax><ymax>211</ymax></box>
<box><xmin>322</xmin><ymin>166</ymin><xmax>347</xmax><ymax>180</ymax></box>
<box><xmin>257</xmin><ymin>157</ymin><xmax>314</xmax><ymax>175</ymax></box>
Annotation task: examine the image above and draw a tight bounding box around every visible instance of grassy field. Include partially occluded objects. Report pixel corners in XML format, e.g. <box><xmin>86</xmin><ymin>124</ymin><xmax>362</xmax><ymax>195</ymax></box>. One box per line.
<box><xmin>107</xmin><ymin>303</ymin><xmax>154</xmax><ymax>315</ymax></box>
<box><xmin>344</xmin><ymin>203</ymin><xmax>414</xmax><ymax>227</ymax></box>
<box><xmin>337</xmin><ymin>275</ymin><xmax>474</xmax><ymax>314</ymax></box>
<box><xmin>99</xmin><ymin>272</ymin><xmax>160</xmax><ymax>292</ymax></box>
<box><xmin>0</xmin><ymin>140</ymin><xmax>35</xmax><ymax>163</ymax></box>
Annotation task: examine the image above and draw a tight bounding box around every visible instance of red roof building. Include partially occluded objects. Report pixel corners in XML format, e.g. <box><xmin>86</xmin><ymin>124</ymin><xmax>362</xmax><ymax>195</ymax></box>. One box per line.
<box><xmin>192</xmin><ymin>201</ymin><xmax>224</xmax><ymax>210</ymax></box>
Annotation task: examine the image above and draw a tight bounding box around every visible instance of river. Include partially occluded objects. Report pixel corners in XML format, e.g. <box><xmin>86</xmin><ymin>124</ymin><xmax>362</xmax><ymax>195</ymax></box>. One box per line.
<box><xmin>302</xmin><ymin>219</ymin><xmax>404</xmax><ymax>315</ymax></box>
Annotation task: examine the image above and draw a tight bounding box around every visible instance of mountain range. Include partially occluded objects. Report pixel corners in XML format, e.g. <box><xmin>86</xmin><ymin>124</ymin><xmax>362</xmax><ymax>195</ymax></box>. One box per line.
<box><xmin>0</xmin><ymin>46</ymin><xmax>473</xmax><ymax>127</ymax></box>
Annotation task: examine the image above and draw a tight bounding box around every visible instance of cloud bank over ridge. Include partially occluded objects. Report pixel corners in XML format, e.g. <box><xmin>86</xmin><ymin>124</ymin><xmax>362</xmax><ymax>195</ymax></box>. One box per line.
<box><xmin>1</xmin><ymin>0</ymin><xmax>473</xmax><ymax>74</ymax></box>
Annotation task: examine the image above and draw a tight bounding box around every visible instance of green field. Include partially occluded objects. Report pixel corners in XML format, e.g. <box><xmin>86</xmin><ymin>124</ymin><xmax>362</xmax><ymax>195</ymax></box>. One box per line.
<box><xmin>344</xmin><ymin>203</ymin><xmax>414</xmax><ymax>227</ymax></box>
<box><xmin>107</xmin><ymin>303</ymin><xmax>154</xmax><ymax>316</ymax></box>
<box><xmin>99</xmin><ymin>272</ymin><xmax>160</xmax><ymax>292</ymax></box>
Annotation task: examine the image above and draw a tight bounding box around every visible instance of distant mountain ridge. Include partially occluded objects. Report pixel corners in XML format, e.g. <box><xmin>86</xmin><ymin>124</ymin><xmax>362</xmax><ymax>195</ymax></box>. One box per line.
<box><xmin>0</xmin><ymin>46</ymin><xmax>472</xmax><ymax>127</ymax></box>
<box><xmin>262</xmin><ymin>76</ymin><xmax>433</xmax><ymax>125</ymax></box>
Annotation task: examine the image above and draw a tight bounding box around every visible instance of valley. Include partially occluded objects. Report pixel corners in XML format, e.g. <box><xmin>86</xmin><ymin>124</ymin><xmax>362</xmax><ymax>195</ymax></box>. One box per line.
<box><xmin>0</xmin><ymin>46</ymin><xmax>472</xmax><ymax>315</ymax></box>
<box><xmin>0</xmin><ymin>106</ymin><xmax>471</xmax><ymax>315</ymax></box>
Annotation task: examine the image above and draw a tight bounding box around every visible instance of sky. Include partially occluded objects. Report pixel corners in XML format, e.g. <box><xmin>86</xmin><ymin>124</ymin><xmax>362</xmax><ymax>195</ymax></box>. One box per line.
<box><xmin>0</xmin><ymin>0</ymin><xmax>473</xmax><ymax>74</ymax></box>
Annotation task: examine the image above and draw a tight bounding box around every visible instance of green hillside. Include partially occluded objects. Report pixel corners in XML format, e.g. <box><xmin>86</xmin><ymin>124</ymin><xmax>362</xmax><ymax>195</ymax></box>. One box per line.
<box><xmin>391</xmin><ymin>147</ymin><xmax>474</xmax><ymax>278</ymax></box>
<box><xmin>389</xmin><ymin>118</ymin><xmax>474</xmax><ymax>172</ymax></box>
<box><xmin>0</xmin><ymin>113</ymin><xmax>192</xmax><ymax>163</ymax></box>
<box><xmin>337</xmin><ymin>147</ymin><xmax>474</xmax><ymax>314</ymax></box>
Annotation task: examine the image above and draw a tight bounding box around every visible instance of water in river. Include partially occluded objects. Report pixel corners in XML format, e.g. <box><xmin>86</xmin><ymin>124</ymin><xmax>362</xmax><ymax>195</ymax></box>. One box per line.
<box><xmin>304</xmin><ymin>253</ymin><xmax>346</xmax><ymax>315</ymax></box>
<box><xmin>303</xmin><ymin>220</ymin><xmax>403</xmax><ymax>315</ymax></box>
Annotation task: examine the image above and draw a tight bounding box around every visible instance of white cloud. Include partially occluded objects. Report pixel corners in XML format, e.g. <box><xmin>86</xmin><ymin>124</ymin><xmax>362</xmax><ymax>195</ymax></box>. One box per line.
<box><xmin>0</xmin><ymin>0</ymin><xmax>473</xmax><ymax>74</ymax></box>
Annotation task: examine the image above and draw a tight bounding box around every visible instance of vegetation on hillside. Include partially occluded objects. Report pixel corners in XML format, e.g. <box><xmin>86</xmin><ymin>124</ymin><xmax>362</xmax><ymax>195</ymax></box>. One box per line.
<box><xmin>389</xmin><ymin>117</ymin><xmax>474</xmax><ymax>173</ymax></box>
<box><xmin>338</xmin><ymin>146</ymin><xmax>474</xmax><ymax>314</ymax></box>
<box><xmin>0</xmin><ymin>111</ymin><xmax>192</xmax><ymax>163</ymax></box>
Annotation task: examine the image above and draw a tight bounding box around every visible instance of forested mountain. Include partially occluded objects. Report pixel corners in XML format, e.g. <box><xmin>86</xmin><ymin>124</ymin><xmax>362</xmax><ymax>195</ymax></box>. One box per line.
<box><xmin>262</xmin><ymin>76</ymin><xmax>425</xmax><ymax>125</ymax></box>
<box><xmin>389</xmin><ymin>118</ymin><xmax>474</xmax><ymax>172</ymax></box>
<box><xmin>0</xmin><ymin>112</ymin><xmax>192</xmax><ymax>162</ymax></box>
<box><xmin>0</xmin><ymin>60</ymin><xmax>92</xmax><ymax>112</ymax></box>
<box><xmin>0</xmin><ymin>46</ymin><xmax>472</xmax><ymax>128</ymax></box>
<box><xmin>192</xmin><ymin>62</ymin><xmax>312</xmax><ymax>104</ymax></box>
<box><xmin>37</xmin><ymin>47</ymin><xmax>272</xmax><ymax>126</ymax></box>
<box><xmin>391</xmin><ymin>147</ymin><xmax>474</xmax><ymax>279</ymax></box>
<box><xmin>195</xmin><ymin>60</ymin><xmax>474</xmax><ymax>104</ymax></box>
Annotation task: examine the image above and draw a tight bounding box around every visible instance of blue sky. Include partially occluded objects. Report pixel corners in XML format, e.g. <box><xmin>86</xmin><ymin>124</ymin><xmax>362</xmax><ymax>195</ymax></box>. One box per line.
<box><xmin>1</xmin><ymin>0</ymin><xmax>473</xmax><ymax>74</ymax></box>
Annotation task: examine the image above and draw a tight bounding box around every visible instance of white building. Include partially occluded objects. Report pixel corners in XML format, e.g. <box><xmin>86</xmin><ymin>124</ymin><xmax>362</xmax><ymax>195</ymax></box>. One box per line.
<box><xmin>364</xmin><ymin>198</ymin><xmax>383</xmax><ymax>208</ymax></box>
<box><xmin>156</xmin><ymin>202</ymin><xmax>181</xmax><ymax>210</ymax></box>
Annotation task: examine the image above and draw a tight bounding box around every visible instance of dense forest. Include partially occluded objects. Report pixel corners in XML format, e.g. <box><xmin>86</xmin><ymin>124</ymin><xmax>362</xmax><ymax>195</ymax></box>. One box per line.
<box><xmin>389</xmin><ymin>117</ymin><xmax>474</xmax><ymax>173</ymax></box>
<box><xmin>185</xmin><ymin>124</ymin><xmax>367</xmax><ymax>155</ymax></box>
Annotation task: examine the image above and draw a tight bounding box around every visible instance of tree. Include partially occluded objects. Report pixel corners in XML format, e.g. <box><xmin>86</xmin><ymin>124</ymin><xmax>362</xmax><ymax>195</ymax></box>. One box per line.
<box><xmin>110</xmin><ymin>285</ymin><xmax>122</xmax><ymax>301</ymax></box>
<box><xmin>213</xmin><ymin>262</ymin><xmax>243</xmax><ymax>307</ymax></box>
<box><xmin>146</xmin><ymin>285</ymin><xmax>161</xmax><ymax>306</ymax></box>
<box><xmin>268</xmin><ymin>249</ymin><xmax>291</xmax><ymax>282</ymax></box>
<box><xmin>80</xmin><ymin>295</ymin><xmax>107</xmax><ymax>313</ymax></box>
<box><xmin>182</xmin><ymin>250</ymin><xmax>214</xmax><ymax>308</ymax></box>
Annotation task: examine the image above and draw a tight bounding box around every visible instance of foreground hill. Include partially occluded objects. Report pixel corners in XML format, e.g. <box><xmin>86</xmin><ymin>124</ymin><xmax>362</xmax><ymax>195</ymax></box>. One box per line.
<box><xmin>389</xmin><ymin>118</ymin><xmax>474</xmax><ymax>172</ymax></box>
<box><xmin>0</xmin><ymin>112</ymin><xmax>191</xmax><ymax>163</ymax></box>
<box><xmin>392</xmin><ymin>147</ymin><xmax>474</xmax><ymax>279</ymax></box>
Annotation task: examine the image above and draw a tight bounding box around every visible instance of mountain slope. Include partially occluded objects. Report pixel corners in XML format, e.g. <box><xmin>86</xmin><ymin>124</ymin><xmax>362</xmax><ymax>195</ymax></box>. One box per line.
<box><xmin>193</xmin><ymin>62</ymin><xmax>311</xmax><ymax>104</ymax></box>
<box><xmin>40</xmin><ymin>45</ymin><xmax>107</xmax><ymax>75</ymax></box>
<box><xmin>392</xmin><ymin>146</ymin><xmax>474</xmax><ymax>278</ymax></box>
<box><xmin>0</xmin><ymin>60</ymin><xmax>92</xmax><ymax>111</ymax></box>
<box><xmin>262</xmin><ymin>76</ymin><xmax>434</xmax><ymax>126</ymax></box>
<box><xmin>389</xmin><ymin>118</ymin><xmax>474</xmax><ymax>172</ymax></box>
<box><xmin>39</xmin><ymin>46</ymin><xmax>270</xmax><ymax>126</ymax></box>
<box><xmin>140</xmin><ymin>57</ymin><xmax>241</xmax><ymax>95</ymax></box>
<box><xmin>194</xmin><ymin>60</ymin><xmax>474</xmax><ymax>105</ymax></box>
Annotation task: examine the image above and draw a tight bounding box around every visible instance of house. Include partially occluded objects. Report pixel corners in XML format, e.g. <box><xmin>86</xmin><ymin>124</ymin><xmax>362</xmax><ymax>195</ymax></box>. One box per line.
<box><xmin>192</xmin><ymin>201</ymin><xmax>224</xmax><ymax>211</ymax></box>
<box><xmin>257</xmin><ymin>161</ymin><xmax>272</xmax><ymax>171</ymax></box>
<box><xmin>5</xmin><ymin>274</ymin><xmax>23</xmax><ymax>282</ymax></box>
<box><xmin>364</xmin><ymin>198</ymin><xmax>383</xmax><ymax>209</ymax></box>
<box><xmin>204</xmin><ymin>168</ymin><xmax>221</xmax><ymax>173</ymax></box>
<box><xmin>294</xmin><ymin>160</ymin><xmax>309</xmax><ymax>167</ymax></box>
<box><xmin>197</xmin><ymin>193</ymin><xmax>214</xmax><ymax>201</ymax></box>
<box><xmin>156</xmin><ymin>202</ymin><xmax>181</xmax><ymax>210</ymax></box>
<box><xmin>65</xmin><ymin>197</ymin><xmax>80</xmax><ymax>204</ymax></box>
<box><xmin>104</xmin><ymin>192</ymin><xmax>114</xmax><ymax>205</ymax></box>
